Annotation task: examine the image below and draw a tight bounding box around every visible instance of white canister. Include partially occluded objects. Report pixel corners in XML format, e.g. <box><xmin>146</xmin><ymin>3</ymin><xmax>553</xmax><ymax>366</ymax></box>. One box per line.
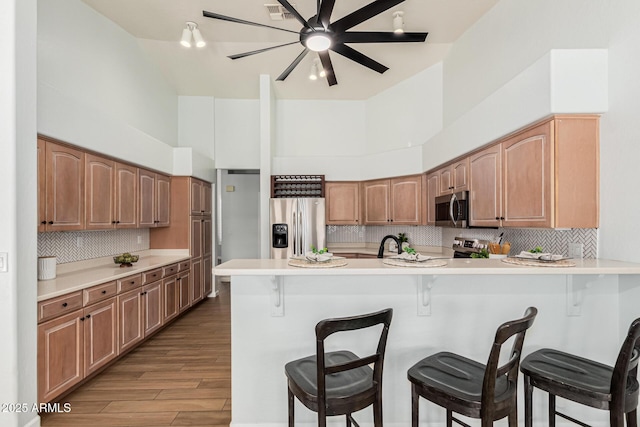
<box><xmin>38</xmin><ymin>256</ymin><xmax>57</xmax><ymax>280</ymax></box>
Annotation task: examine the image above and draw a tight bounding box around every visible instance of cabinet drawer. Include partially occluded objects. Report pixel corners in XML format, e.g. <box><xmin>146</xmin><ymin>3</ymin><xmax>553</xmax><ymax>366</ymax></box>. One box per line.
<box><xmin>178</xmin><ymin>260</ymin><xmax>190</xmax><ymax>272</ymax></box>
<box><xmin>162</xmin><ymin>263</ymin><xmax>178</xmax><ymax>277</ymax></box>
<box><xmin>38</xmin><ymin>291</ymin><xmax>83</xmax><ymax>323</ymax></box>
<box><xmin>117</xmin><ymin>273</ymin><xmax>142</xmax><ymax>293</ymax></box>
<box><xmin>83</xmin><ymin>281</ymin><xmax>117</xmax><ymax>306</ymax></box>
<box><xmin>142</xmin><ymin>268</ymin><xmax>162</xmax><ymax>285</ymax></box>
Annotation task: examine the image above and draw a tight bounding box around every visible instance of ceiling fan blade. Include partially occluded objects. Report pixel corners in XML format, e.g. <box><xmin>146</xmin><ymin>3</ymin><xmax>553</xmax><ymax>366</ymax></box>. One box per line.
<box><xmin>203</xmin><ymin>10</ymin><xmax>299</xmax><ymax>35</ymax></box>
<box><xmin>331</xmin><ymin>43</ymin><xmax>389</xmax><ymax>74</ymax></box>
<box><xmin>318</xmin><ymin>51</ymin><xmax>338</xmax><ymax>86</ymax></box>
<box><xmin>317</xmin><ymin>0</ymin><xmax>336</xmax><ymax>29</ymax></box>
<box><xmin>339</xmin><ymin>31</ymin><xmax>428</xmax><ymax>43</ymax></box>
<box><xmin>331</xmin><ymin>0</ymin><xmax>405</xmax><ymax>33</ymax></box>
<box><xmin>276</xmin><ymin>0</ymin><xmax>314</xmax><ymax>30</ymax></box>
<box><xmin>228</xmin><ymin>41</ymin><xmax>300</xmax><ymax>60</ymax></box>
<box><xmin>276</xmin><ymin>49</ymin><xmax>310</xmax><ymax>81</ymax></box>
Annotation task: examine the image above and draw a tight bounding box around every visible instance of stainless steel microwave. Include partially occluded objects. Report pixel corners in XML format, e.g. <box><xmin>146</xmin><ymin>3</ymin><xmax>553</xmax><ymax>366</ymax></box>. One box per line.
<box><xmin>434</xmin><ymin>191</ymin><xmax>469</xmax><ymax>228</ymax></box>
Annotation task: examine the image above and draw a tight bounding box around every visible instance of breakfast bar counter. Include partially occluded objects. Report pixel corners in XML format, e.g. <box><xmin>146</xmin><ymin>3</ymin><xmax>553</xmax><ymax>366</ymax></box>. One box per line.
<box><xmin>214</xmin><ymin>258</ymin><xmax>640</xmax><ymax>427</ymax></box>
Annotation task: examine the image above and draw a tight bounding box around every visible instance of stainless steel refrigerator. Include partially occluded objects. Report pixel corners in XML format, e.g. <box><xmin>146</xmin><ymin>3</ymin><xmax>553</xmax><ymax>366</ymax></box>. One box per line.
<box><xmin>269</xmin><ymin>198</ymin><xmax>326</xmax><ymax>259</ymax></box>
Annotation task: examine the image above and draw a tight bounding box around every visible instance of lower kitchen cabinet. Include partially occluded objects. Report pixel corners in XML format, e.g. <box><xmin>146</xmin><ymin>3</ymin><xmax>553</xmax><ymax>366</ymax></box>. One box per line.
<box><xmin>143</xmin><ymin>281</ymin><xmax>163</xmax><ymax>336</ymax></box>
<box><xmin>162</xmin><ymin>275</ymin><xmax>179</xmax><ymax>323</ymax></box>
<box><xmin>178</xmin><ymin>271</ymin><xmax>191</xmax><ymax>313</ymax></box>
<box><xmin>191</xmin><ymin>257</ymin><xmax>204</xmax><ymax>304</ymax></box>
<box><xmin>117</xmin><ymin>288</ymin><xmax>144</xmax><ymax>354</ymax></box>
<box><xmin>203</xmin><ymin>256</ymin><xmax>213</xmax><ymax>296</ymax></box>
<box><xmin>83</xmin><ymin>297</ymin><xmax>118</xmax><ymax>377</ymax></box>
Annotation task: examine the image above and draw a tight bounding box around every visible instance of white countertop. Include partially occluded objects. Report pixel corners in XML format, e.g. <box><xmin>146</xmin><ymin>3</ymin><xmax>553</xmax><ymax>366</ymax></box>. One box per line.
<box><xmin>213</xmin><ymin>257</ymin><xmax>640</xmax><ymax>276</ymax></box>
<box><xmin>38</xmin><ymin>249</ymin><xmax>190</xmax><ymax>301</ymax></box>
<box><xmin>327</xmin><ymin>243</ymin><xmax>453</xmax><ymax>257</ymax></box>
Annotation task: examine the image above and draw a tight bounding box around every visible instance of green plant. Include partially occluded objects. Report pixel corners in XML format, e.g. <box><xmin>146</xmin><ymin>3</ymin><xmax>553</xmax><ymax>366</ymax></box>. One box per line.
<box><xmin>529</xmin><ymin>246</ymin><xmax>544</xmax><ymax>253</ymax></box>
<box><xmin>471</xmin><ymin>248</ymin><xmax>490</xmax><ymax>258</ymax></box>
<box><xmin>403</xmin><ymin>247</ymin><xmax>416</xmax><ymax>255</ymax></box>
<box><xmin>398</xmin><ymin>233</ymin><xmax>408</xmax><ymax>243</ymax></box>
<box><xmin>311</xmin><ymin>245</ymin><xmax>328</xmax><ymax>254</ymax></box>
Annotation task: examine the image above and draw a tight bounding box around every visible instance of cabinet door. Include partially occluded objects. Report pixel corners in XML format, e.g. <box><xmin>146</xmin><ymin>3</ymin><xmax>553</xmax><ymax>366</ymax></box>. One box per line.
<box><xmin>45</xmin><ymin>141</ymin><xmax>85</xmax><ymax>231</ymax></box>
<box><xmin>143</xmin><ymin>281</ymin><xmax>163</xmax><ymax>336</ymax></box>
<box><xmin>38</xmin><ymin>310</ymin><xmax>84</xmax><ymax>403</ymax></box>
<box><xmin>190</xmin><ymin>179</ymin><xmax>203</xmax><ymax>215</ymax></box>
<box><xmin>325</xmin><ymin>182</ymin><xmax>360</xmax><ymax>225</ymax></box>
<box><xmin>502</xmin><ymin>121</ymin><xmax>553</xmax><ymax>228</ymax></box>
<box><xmin>114</xmin><ymin>163</ymin><xmax>137</xmax><ymax>228</ymax></box>
<box><xmin>438</xmin><ymin>166</ymin><xmax>453</xmax><ymax>195</ymax></box>
<box><xmin>390</xmin><ymin>175</ymin><xmax>422</xmax><ymax>225</ymax></box>
<box><xmin>155</xmin><ymin>174</ymin><xmax>171</xmax><ymax>227</ymax></box>
<box><xmin>117</xmin><ymin>289</ymin><xmax>144</xmax><ymax>354</ymax></box>
<box><xmin>203</xmin><ymin>256</ymin><xmax>213</xmax><ymax>296</ymax></box>
<box><xmin>38</xmin><ymin>139</ymin><xmax>46</xmax><ymax>232</ymax></box>
<box><xmin>191</xmin><ymin>218</ymin><xmax>203</xmax><ymax>258</ymax></box>
<box><xmin>83</xmin><ymin>297</ymin><xmax>118</xmax><ymax>377</ymax></box>
<box><xmin>452</xmin><ymin>159</ymin><xmax>470</xmax><ymax>192</ymax></box>
<box><xmin>138</xmin><ymin>169</ymin><xmax>156</xmax><ymax>227</ymax></box>
<box><xmin>178</xmin><ymin>272</ymin><xmax>191</xmax><ymax>313</ymax></box>
<box><xmin>426</xmin><ymin>172</ymin><xmax>439</xmax><ymax>225</ymax></box>
<box><xmin>363</xmin><ymin>179</ymin><xmax>390</xmax><ymax>225</ymax></box>
<box><xmin>162</xmin><ymin>276</ymin><xmax>179</xmax><ymax>323</ymax></box>
<box><xmin>469</xmin><ymin>145</ymin><xmax>502</xmax><ymax>227</ymax></box>
<box><xmin>85</xmin><ymin>153</ymin><xmax>115</xmax><ymax>230</ymax></box>
<box><xmin>190</xmin><ymin>257</ymin><xmax>204</xmax><ymax>304</ymax></box>
<box><xmin>203</xmin><ymin>218</ymin><xmax>212</xmax><ymax>257</ymax></box>
<box><xmin>202</xmin><ymin>182</ymin><xmax>212</xmax><ymax>216</ymax></box>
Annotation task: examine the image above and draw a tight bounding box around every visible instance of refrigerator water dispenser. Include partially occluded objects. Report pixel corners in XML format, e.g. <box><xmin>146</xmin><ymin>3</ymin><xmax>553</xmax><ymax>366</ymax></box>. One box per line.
<box><xmin>272</xmin><ymin>224</ymin><xmax>288</xmax><ymax>248</ymax></box>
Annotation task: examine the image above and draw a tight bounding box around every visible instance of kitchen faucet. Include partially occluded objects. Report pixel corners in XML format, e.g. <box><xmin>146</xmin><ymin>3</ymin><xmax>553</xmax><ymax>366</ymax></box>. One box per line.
<box><xmin>377</xmin><ymin>235</ymin><xmax>403</xmax><ymax>258</ymax></box>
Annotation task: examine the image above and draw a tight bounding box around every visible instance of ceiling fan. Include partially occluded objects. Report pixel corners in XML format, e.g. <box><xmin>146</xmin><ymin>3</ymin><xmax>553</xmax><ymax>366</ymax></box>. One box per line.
<box><xmin>202</xmin><ymin>0</ymin><xmax>428</xmax><ymax>86</ymax></box>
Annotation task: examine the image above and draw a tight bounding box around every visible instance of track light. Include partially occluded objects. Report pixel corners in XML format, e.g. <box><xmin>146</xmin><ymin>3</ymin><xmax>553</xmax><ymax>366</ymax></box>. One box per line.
<box><xmin>309</xmin><ymin>59</ymin><xmax>327</xmax><ymax>81</ymax></box>
<box><xmin>393</xmin><ymin>11</ymin><xmax>404</xmax><ymax>34</ymax></box>
<box><xmin>181</xmin><ymin>22</ymin><xmax>206</xmax><ymax>48</ymax></box>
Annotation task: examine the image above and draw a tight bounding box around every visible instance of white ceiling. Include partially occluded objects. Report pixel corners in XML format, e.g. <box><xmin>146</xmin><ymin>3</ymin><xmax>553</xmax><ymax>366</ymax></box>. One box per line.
<box><xmin>81</xmin><ymin>0</ymin><xmax>499</xmax><ymax>100</ymax></box>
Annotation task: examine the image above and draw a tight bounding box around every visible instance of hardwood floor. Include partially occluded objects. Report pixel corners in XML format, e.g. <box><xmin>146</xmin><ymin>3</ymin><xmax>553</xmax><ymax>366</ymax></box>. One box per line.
<box><xmin>41</xmin><ymin>281</ymin><xmax>231</xmax><ymax>427</ymax></box>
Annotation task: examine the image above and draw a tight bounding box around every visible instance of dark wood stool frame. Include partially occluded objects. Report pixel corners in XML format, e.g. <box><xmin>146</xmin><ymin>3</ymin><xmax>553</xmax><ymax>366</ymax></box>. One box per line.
<box><xmin>521</xmin><ymin>318</ymin><xmax>640</xmax><ymax>427</ymax></box>
<box><xmin>285</xmin><ymin>308</ymin><xmax>393</xmax><ymax>427</ymax></box>
<box><xmin>408</xmin><ymin>307</ymin><xmax>538</xmax><ymax>427</ymax></box>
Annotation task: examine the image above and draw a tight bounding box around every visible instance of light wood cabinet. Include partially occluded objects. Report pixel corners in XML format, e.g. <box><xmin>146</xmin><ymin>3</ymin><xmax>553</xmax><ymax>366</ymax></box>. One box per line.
<box><xmin>40</xmin><ymin>139</ymin><xmax>85</xmax><ymax>231</ymax></box>
<box><xmin>203</xmin><ymin>256</ymin><xmax>213</xmax><ymax>296</ymax></box>
<box><xmin>83</xmin><ymin>297</ymin><xmax>118</xmax><ymax>377</ymax></box>
<box><xmin>178</xmin><ymin>271</ymin><xmax>191</xmax><ymax>313</ymax></box>
<box><xmin>114</xmin><ymin>162</ymin><xmax>138</xmax><ymax>228</ymax></box>
<box><xmin>190</xmin><ymin>179</ymin><xmax>212</xmax><ymax>216</ymax></box>
<box><xmin>190</xmin><ymin>257</ymin><xmax>204</xmax><ymax>304</ymax></box>
<box><xmin>425</xmin><ymin>172</ymin><xmax>439</xmax><ymax>225</ymax></box>
<box><xmin>468</xmin><ymin>116</ymin><xmax>599</xmax><ymax>228</ymax></box>
<box><xmin>85</xmin><ymin>153</ymin><xmax>115</xmax><ymax>230</ymax></box>
<box><xmin>117</xmin><ymin>288</ymin><xmax>144</xmax><ymax>354</ymax></box>
<box><xmin>139</xmin><ymin>169</ymin><xmax>171</xmax><ymax>228</ymax></box>
<box><xmin>437</xmin><ymin>158</ymin><xmax>469</xmax><ymax>195</ymax></box>
<box><xmin>325</xmin><ymin>182</ymin><xmax>360</xmax><ymax>225</ymax></box>
<box><xmin>362</xmin><ymin>175</ymin><xmax>422</xmax><ymax>225</ymax></box>
<box><xmin>162</xmin><ymin>275</ymin><xmax>179</xmax><ymax>324</ymax></box>
<box><xmin>142</xmin><ymin>281</ymin><xmax>163</xmax><ymax>336</ymax></box>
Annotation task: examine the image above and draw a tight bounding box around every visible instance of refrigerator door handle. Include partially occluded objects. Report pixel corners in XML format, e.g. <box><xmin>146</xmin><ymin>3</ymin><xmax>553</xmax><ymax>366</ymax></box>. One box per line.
<box><xmin>298</xmin><ymin>211</ymin><xmax>304</xmax><ymax>256</ymax></box>
<box><xmin>292</xmin><ymin>210</ymin><xmax>297</xmax><ymax>256</ymax></box>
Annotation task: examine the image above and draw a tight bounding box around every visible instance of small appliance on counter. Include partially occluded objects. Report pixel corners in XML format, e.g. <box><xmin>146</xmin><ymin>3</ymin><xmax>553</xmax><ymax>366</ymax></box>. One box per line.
<box><xmin>452</xmin><ymin>237</ymin><xmax>490</xmax><ymax>258</ymax></box>
<box><xmin>269</xmin><ymin>198</ymin><xmax>326</xmax><ymax>259</ymax></box>
<box><xmin>37</xmin><ymin>256</ymin><xmax>56</xmax><ymax>280</ymax></box>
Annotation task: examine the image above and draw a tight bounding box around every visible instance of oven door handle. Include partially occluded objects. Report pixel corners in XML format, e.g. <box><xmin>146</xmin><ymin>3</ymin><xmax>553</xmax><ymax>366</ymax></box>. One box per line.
<box><xmin>449</xmin><ymin>193</ymin><xmax>459</xmax><ymax>227</ymax></box>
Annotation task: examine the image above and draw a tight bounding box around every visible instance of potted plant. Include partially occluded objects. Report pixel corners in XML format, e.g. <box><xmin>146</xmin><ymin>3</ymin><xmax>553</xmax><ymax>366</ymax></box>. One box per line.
<box><xmin>398</xmin><ymin>233</ymin><xmax>409</xmax><ymax>250</ymax></box>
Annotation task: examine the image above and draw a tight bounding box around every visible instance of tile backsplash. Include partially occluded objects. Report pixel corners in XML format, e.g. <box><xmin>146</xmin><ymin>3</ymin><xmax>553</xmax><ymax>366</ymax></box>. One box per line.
<box><xmin>328</xmin><ymin>225</ymin><xmax>598</xmax><ymax>258</ymax></box>
<box><xmin>38</xmin><ymin>229</ymin><xmax>150</xmax><ymax>264</ymax></box>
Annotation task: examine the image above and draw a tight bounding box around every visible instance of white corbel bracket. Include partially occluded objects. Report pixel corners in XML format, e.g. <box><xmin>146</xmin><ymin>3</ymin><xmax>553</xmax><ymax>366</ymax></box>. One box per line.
<box><xmin>417</xmin><ymin>275</ymin><xmax>437</xmax><ymax>316</ymax></box>
<box><xmin>566</xmin><ymin>274</ymin><xmax>604</xmax><ymax>316</ymax></box>
<box><xmin>269</xmin><ymin>275</ymin><xmax>284</xmax><ymax>317</ymax></box>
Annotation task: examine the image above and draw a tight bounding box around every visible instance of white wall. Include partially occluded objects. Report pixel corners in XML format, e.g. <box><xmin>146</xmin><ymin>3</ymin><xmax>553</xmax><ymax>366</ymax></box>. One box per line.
<box><xmin>2</xmin><ymin>0</ymin><xmax>38</xmax><ymax>425</ymax></box>
<box><xmin>37</xmin><ymin>0</ymin><xmax>178</xmax><ymax>173</ymax></box>
<box><xmin>214</xmin><ymin>99</ymin><xmax>260</xmax><ymax>169</ymax></box>
<box><xmin>178</xmin><ymin>96</ymin><xmax>215</xmax><ymax>159</ymax></box>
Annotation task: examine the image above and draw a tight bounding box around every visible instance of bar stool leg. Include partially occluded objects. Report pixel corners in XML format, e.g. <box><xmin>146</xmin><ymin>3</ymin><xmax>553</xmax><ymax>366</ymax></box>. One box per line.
<box><xmin>346</xmin><ymin>414</ymin><xmax>352</xmax><ymax>427</ymax></box>
<box><xmin>523</xmin><ymin>374</ymin><xmax>533</xmax><ymax>427</ymax></box>
<box><xmin>411</xmin><ymin>384</ymin><xmax>419</xmax><ymax>427</ymax></box>
<box><xmin>508</xmin><ymin>405</ymin><xmax>517</xmax><ymax>427</ymax></box>
<box><xmin>626</xmin><ymin>409</ymin><xmax>638</xmax><ymax>427</ymax></box>
<box><xmin>288</xmin><ymin>387</ymin><xmax>294</xmax><ymax>427</ymax></box>
<box><xmin>373</xmin><ymin>395</ymin><xmax>383</xmax><ymax>427</ymax></box>
<box><xmin>548</xmin><ymin>394</ymin><xmax>556</xmax><ymax>427</ymax></box>
<box><xmin>446</xmin><ymin>409</ymin><xmax>453</xmax><ymax>427</ymax></box>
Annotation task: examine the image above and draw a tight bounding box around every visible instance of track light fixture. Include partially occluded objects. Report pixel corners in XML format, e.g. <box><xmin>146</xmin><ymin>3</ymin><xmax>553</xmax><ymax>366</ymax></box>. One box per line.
<box><xmin>181</xmin><ymin>21</ymin><xmax>206</xmax><ymax>48</ymax></box>
<box><xmin>309</xmin><ymin>58</ymin><xmax>327</xmax><ymax>81</ymax></box>
<box><xmin>392</xmin><ymin>11</ymin><xmax>404</xmax><ymax>34</ymax></box>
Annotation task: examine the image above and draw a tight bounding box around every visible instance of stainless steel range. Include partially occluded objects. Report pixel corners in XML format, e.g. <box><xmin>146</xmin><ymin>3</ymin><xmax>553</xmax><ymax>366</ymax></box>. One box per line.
<box><xmin>452</xmin><ymin>236</ymin><xmax>491</xmax><ymax>258</ymax></box>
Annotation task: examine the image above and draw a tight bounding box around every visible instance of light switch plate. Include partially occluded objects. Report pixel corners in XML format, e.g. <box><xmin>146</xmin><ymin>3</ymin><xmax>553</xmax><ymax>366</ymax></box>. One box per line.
<box><xmin>568</xmin><ymin>243</ymin><xmax>583</xmax><ymax>259</ymax></box>
<box><xmin>0</xmin><ymin>252</ymin><xmax>7</xmax><ymax>272</ymax></box>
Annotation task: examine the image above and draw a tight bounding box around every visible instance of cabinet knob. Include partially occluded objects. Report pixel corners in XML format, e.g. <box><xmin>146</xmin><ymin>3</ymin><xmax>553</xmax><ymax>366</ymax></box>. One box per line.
<box><xmin>80</xmin><ymin>317</ymin><xmax>85</xmax><ymax>321</ymax></box>
<box><xmin>495</xmin><ymin>217</ymin><xmax>500</xmax><ymax>220</ymax></box>
<box><xmin>500</xmin><ymin>217</ymin><xmax>505</xmax><ymax>220</ymax></box>
<box><xmin>112</xmin><ymin>221</ymin><xmax>117</xmax><ymax>224</ymax></box>
<box><xmin>116</xmin><ymin>220</ymin><xmax>120</xmax><ymax>224</ymax></box>
<box><xmin>390</xmin><ymin>219</ymin><xmax>393</xmax><ymax>222</ymax></box>
<box><xmin>130</xmin><ymin>281</ymin><xmax>135</xmax><ymax>284</ymax></box>
<box><xmin>48</xmin><ymin>221</ymin><xmax>54</xmax><ymax>225</ymax></box>
<box><xmin>101</xmin><ymin>290</ymin><xmax>107</xmax><ymax>294</ymax></box>
<box><xmin>41</xmin><ymin>221</ymin><xmax>46</xmax><ymax>225</ymax></box>
<box><xmin>62</xmin><ymin>302</ymin><xmax>68</xmax><ymax>307</ymax></box>
<box><xmin>86</xmin><ymin>314</ymin><xmax>91</xmax><ymax>318</ymax></box>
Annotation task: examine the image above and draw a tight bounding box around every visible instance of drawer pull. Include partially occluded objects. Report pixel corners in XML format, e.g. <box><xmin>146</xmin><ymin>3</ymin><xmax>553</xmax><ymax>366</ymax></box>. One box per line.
<box><xmin>62</xmin><ymin>302</ymin><xmax>68</xmax><ymax>307</ymax></box>
<box><xmin>101</xmin><ymin>290</ymin><xmax>107</xmax><ymax>294</ymax></box>
<box><xmin>80</xmin><ymin>317</ymin><xmax>85</xmax><ymax>321</ymax></box>
<box><xmin>86</xmin><ymin>314</ymin><xmax>91</xmax><ymax>318</ymax></box>
<box><xmin>48</xmin><ymin>221</ymin><xmax>54</xmax><ymax>225</ymax></box>
<box><xmin>130</xmin><ymin>281</ymin><xmax>135</xmax><ymax>284</ymax></box>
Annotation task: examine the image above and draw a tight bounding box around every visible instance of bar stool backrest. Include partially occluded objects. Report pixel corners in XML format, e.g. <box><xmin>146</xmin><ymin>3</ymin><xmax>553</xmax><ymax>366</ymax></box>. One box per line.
<box><xmin>314</xmin><ymin>308</ymin><xmax>393</xmax><ymax>414</ymax></box>
<box><xmin>481</xmin><ymin>307</ymin><xmax>538</xmax><ymax>418</ymax></box>
<box><xmin>611</xmin><ymin>317</ymin><xmax>640</xmax><ymax>414</ymax></box>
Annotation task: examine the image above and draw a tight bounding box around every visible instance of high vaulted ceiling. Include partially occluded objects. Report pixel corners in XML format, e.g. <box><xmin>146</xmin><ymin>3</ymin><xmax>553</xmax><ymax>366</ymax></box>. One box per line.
<box><xmin>81</xmin><ymin>0</ymin><xmax>499</xmax><ymax>100</ymax></box>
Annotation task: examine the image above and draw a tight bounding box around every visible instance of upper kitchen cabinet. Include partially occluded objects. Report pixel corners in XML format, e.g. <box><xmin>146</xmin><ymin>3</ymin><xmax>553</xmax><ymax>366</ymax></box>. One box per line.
<box><xmin>362</xmin><ymin>175</ymin><xmax>423</xmax><ymax>225</ymax></box>
<box><xmin>190</xmin><ymin>178</ymin><xmax>212</xmax><ymax>216</ymax></box>
<box><xmin>113</xmin><ymin>162</ymin><xmax>138</xmax><ymax>228</ymax></box>
<box><xmin>425</xmin><ymin>172</ymin><xmax>439</xmax><ymax>225</ymax></box>
<box><xmin>85</xmin><ymin>153</ymin><xmax>115</xmax><ymax>230</ymax></box>
<box><xmin>437</xmin><ymin>158</ymin><xmax>469</xmax><ymax>195</ymax></box>
<box><xmin>325</xmin><ymin>181</ymin><xmax>360</xmax><ymax>225</ymax></box>
<box><xmin>39</xmin><ymin>138</ymin><xmax>85</xmax><ymax>231</ymax></box>
<box><xmin>468</xmin><ymin>116</ymin><xmax>599</xmax><ymax>228</ymax></box>
<box><xmin>139</xmin><ymin>169</ymin><xmax>171</xmax><ymax>228</ymax></box>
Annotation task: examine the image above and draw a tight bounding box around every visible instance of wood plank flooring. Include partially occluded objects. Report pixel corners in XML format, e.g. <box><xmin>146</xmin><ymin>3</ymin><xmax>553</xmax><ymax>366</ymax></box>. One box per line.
<box><xmin>41</xmin><ymin>281</ymin><xmax>231</xmax><ymax>427</ymax></box>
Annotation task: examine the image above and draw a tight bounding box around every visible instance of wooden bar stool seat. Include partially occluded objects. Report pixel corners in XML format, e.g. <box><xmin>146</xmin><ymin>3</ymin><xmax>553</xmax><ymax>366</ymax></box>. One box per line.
<box><xmin>407</xmin><ymin>307</ymin><xmax>538</xmax><ymax>427</ymax></box>
<box><xmin>285</xmin><ymin>308</ymin><xmax>393</xmax><ymax>427</ymax></box>
<box><xmin>520</xmin><ymin>318</ymin><xmax>640</xmax><ymax>427</ymax></box>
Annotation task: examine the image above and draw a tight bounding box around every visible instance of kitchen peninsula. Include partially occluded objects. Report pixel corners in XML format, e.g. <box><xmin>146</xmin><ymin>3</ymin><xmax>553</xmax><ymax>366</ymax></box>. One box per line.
<box><xmin>214</xmin><ymin>258</ymin><xmax>640</xmax><ymax>426</ymax></box>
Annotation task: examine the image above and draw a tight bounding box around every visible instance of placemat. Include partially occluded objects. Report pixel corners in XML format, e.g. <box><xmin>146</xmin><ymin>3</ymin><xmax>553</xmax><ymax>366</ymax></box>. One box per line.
<box><xmin>288</xmin><ymin>258</ymin><xmax>348</xmax><ymax>268</ymax></box>
<box><xmin>501</xmin><ymin>257</ymin><xmax>576</xmax><ymax>267</ymax></box>
<box><xmin>382</xmin><ymin>258</ymin><xmax>448</xmax><ymax>268</ymax></box>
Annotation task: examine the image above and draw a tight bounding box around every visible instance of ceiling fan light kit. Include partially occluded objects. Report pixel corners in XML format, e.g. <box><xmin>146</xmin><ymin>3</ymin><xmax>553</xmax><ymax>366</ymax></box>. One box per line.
<box><xmin>203</xmin><ymin>0</ymin><xmax>428</xmax><ymax>86</ymax></box>
<box><xmin>180</xmin><ymin>21</ymin><xmax>206</xmax><ymax>48</ymax></box>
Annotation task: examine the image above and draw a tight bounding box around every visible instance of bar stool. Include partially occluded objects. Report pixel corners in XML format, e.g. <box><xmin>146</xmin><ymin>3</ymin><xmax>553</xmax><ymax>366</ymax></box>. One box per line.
<box><xmin>407</xmin><ymin>307</ymin><xmax>538</xmax><ymax>427</ymax></box>
<box><xmin>520</xmin><ymin>317</ymin><xmax>640</xmax><ymax>427</ymax></box>
<box><xmin>284</xmin><ymin>308</ymin><xmax>393</xmax><ymax>427</ymax></box>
